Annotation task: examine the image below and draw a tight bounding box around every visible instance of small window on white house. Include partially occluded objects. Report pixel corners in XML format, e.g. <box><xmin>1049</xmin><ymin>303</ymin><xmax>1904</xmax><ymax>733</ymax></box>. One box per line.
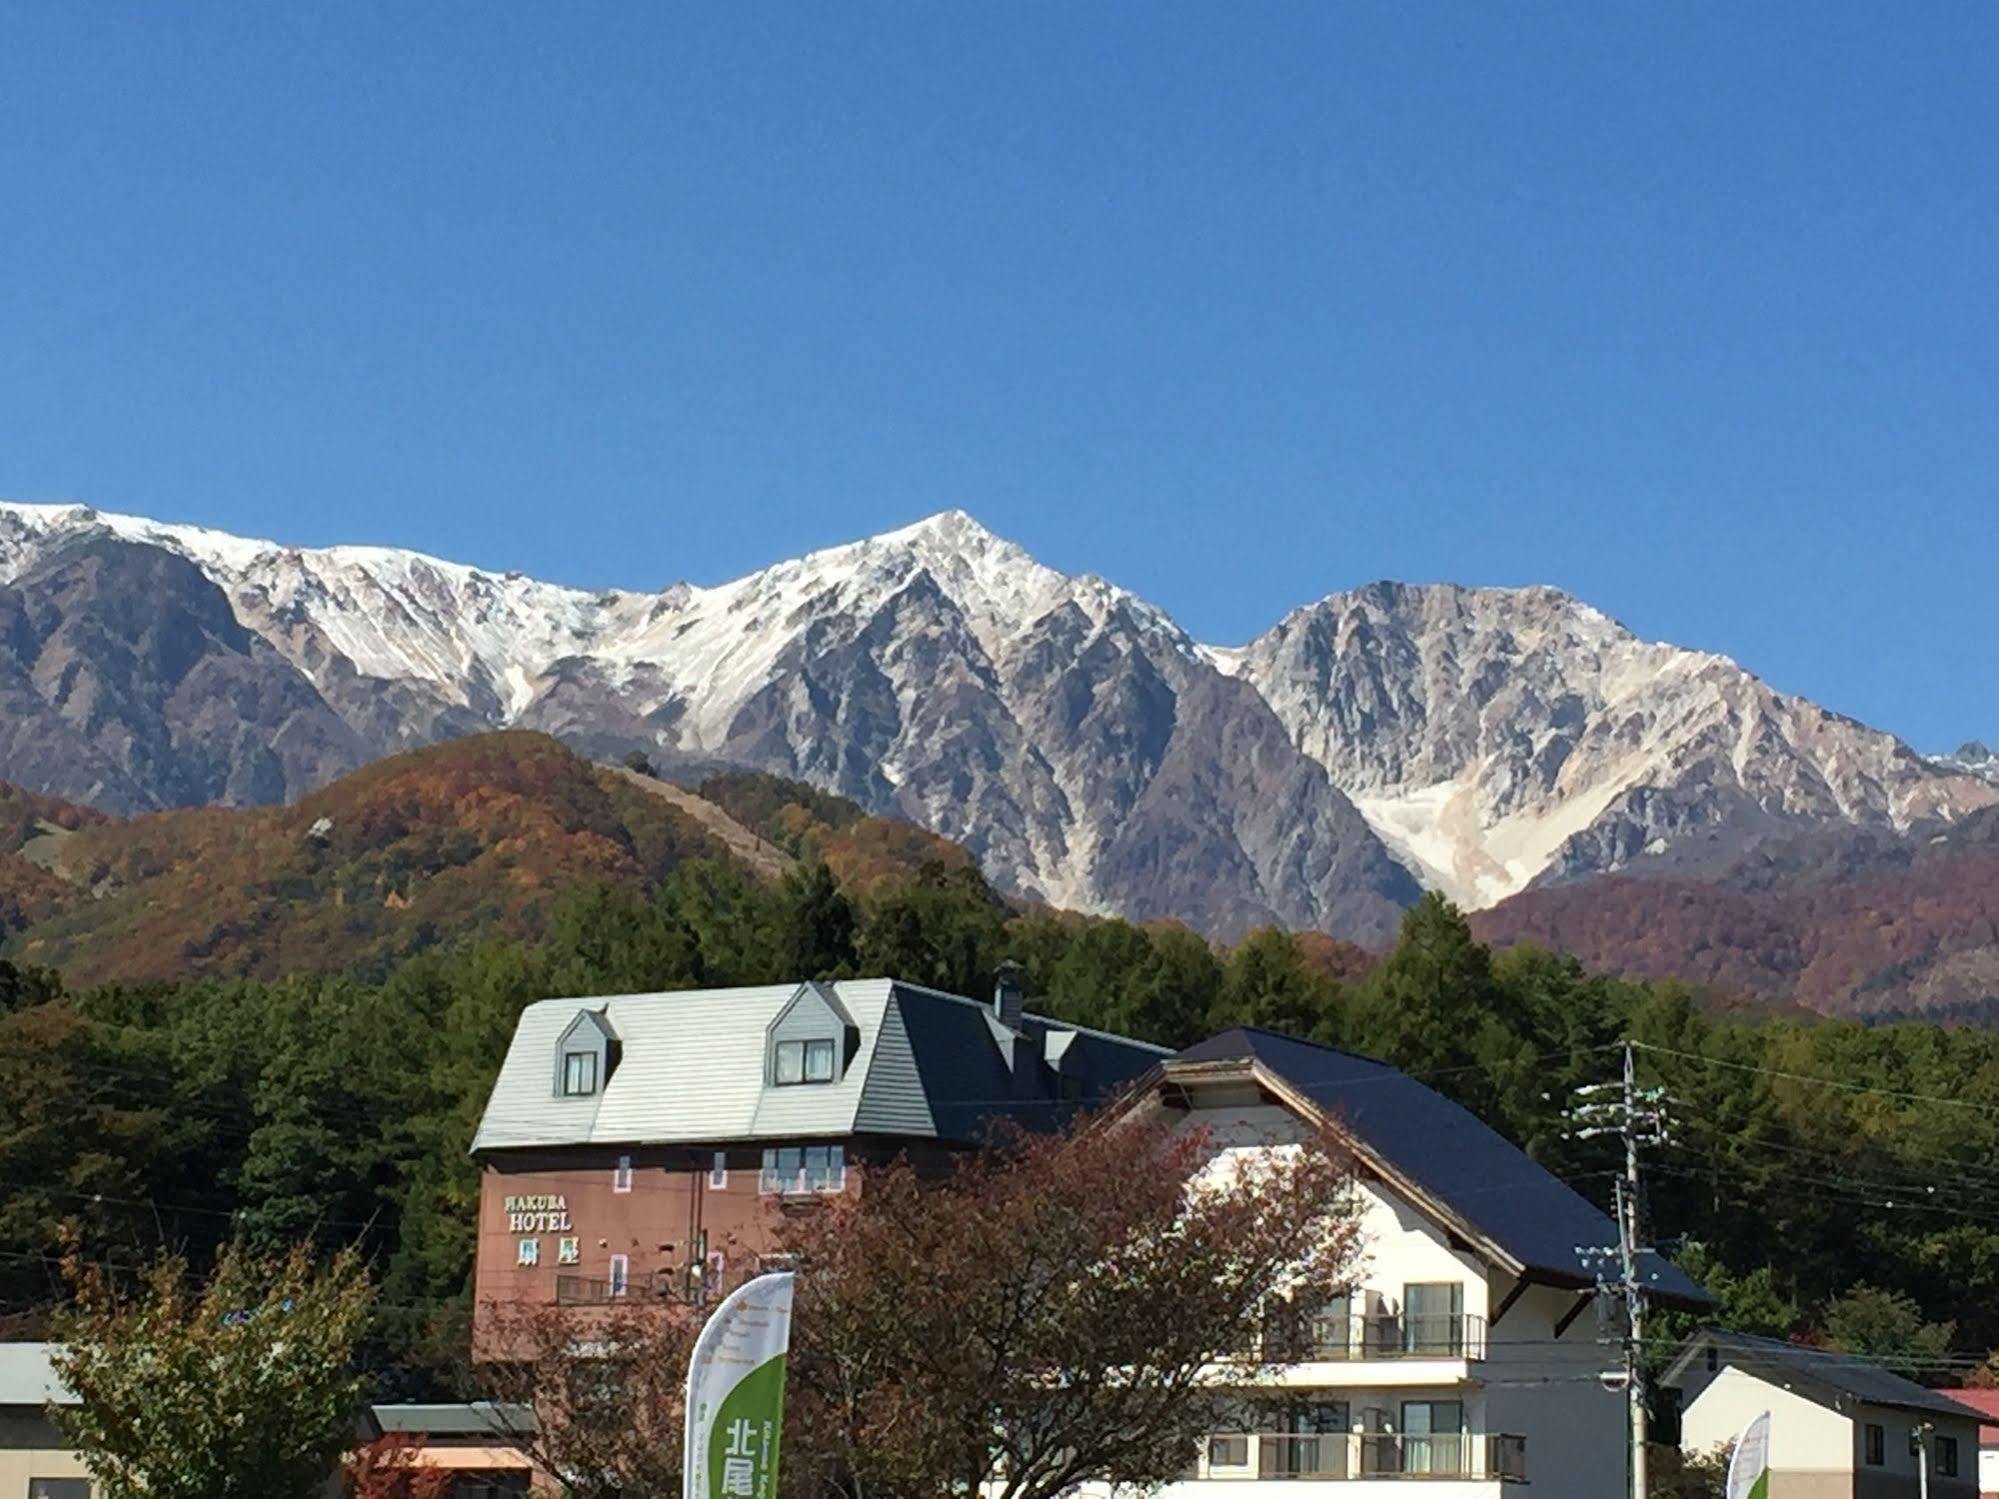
<box><xmin>1207</xmin><ymin>1436</ymin><xmax>1249</xmax><ymax>1470</ymax></box>
<box><xmin>562</xmin><ymin>1050</ymin><xmax>599</xmax><ymax>1096</ymax></box>
<box><xmin>517</xmin><ymin>1238</ymin><xmax>539</xmax><ymax>1267</ymax></box>
<box><xmin>613</xmin><ymin>1155</ymin><xmax>633</xmax><ymax>1193</ymax></box>
<box><xmin>710</xmin><ymin>1151</ymin><xmax>728</xmax><ymax>1189</ymax></box>
<box><xmin>608</xmin><ymin>1254</ymin><xmax>630</xmax><ymax>1299</ymax></box>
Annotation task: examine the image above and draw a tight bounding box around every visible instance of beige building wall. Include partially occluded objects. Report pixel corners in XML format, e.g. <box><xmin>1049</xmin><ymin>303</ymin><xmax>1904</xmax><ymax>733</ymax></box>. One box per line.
<box><xmin>1681</xmin><ymin>1366</ymin><xmax>1854</xmax><ymax>1493</ymax></box>
<box><xmin>0</xmin><ymin>1410</ymin><xmax>94</xmax><ymax>1496</ymax></box>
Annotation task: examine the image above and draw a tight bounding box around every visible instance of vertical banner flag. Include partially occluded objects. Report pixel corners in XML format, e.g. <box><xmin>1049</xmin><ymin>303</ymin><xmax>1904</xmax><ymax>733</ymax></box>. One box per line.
<box><xmin>1725</xmin><ymin>1410</ymin><xmax>1771</xmax><ymax>1499</ymax></box>
<box><xmin>685</xmin><ymin>1271</ymin><xmax>796</xmax><ymax>1499</ymax></box>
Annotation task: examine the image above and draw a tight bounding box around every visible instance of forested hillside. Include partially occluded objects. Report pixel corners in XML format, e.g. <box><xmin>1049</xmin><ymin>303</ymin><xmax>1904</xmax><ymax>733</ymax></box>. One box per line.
<box><xmin>2</xmin><ymin>849</ymin><xmax>1995</xmax><ymax>1392</ymax></box>
<box><xmin>0</xmin><ymin>734</ymin><xmax>967</xmax><ymax>987</ymax></box>
<box><xmin>1474</xmin><ymin>804</ymin><xmax>1999</xmax><ymax>1019</ymax></box>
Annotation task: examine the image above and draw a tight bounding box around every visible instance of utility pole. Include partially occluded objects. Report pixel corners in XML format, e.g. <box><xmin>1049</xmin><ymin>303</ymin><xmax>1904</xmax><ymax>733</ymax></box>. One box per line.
<box><xmin>1566</xmin><ymin>1041</ymin><xmax>1671</xmax><ymax>1499</ymax></box>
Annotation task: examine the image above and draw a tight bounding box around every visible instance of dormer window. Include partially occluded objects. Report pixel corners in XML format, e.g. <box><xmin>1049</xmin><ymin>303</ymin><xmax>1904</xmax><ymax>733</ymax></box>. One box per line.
<box><xmin>766</xmin><ymin>982</ymin><xmax>857</xmax><ymax>1088</ymax></box>
<box><xmin>562</xmin><ymin>1050</ymin><xmax>599</xmax><ymax>1097</ymax></box>
<box><xmin>775</xmin><ymin>1037</ymin><xmax>837</xmax><ymax>1086</ymax></box>
<box><xmin>553</xmin><ymin>1008</ymin><xmax>618</xmax><ymax>1099</ymax></box>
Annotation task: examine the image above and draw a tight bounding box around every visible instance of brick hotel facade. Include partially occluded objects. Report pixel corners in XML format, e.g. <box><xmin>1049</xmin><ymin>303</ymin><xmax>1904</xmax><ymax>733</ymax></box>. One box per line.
<box><xmin>467</xmin><ymin>974</ymin><xmax>1166</xmax><ymax>1354</ymax></box>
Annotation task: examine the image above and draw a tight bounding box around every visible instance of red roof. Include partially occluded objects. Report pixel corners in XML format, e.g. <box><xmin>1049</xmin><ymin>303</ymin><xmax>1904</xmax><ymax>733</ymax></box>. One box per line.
<box><xmin>1936</xmin><ymin>1387</ymin><xmax>1999</xmax><ymax>1444</ymax></box>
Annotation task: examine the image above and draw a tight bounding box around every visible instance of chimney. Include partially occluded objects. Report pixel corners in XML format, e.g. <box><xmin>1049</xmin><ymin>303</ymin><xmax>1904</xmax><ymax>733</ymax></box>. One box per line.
<box><xmin>992</xmin><ymin>960</ymin><xmax>1025</xmax><ymax>1031</ymax></box>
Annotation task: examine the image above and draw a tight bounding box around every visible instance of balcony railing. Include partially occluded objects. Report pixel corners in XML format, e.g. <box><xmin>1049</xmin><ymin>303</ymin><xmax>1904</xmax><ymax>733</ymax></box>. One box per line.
<box><xmin>1257</xmin><ymin>1312</ymin><xmax>1488</xmax><ymax>1363</ymax></box>
<box><xmin>555</xmin><ymin>1270</ymin><xmax>707</xmax><ymax>1306</ymax></box>
<box><xmin>1205</xmin><ymin>1432</ymin><xmax>1527</xmax><ymax>1482</ymax></box>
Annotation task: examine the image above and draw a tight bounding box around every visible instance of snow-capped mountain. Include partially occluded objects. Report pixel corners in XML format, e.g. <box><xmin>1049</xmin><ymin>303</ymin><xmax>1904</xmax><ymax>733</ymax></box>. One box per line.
<box><xmin>1935</xmin><ymin>740</ymin><xmax>1999</xmax><ymax>788</ymax></box>
<box><xmin>0</xmin><ymin>499</ymin><xmax>1986</xmax><ymax>937</ymax></box>
<box><xmin>1220</xmin><ymin>581</ymin><xmax>1994</xmax><ymax>907</ymax></box>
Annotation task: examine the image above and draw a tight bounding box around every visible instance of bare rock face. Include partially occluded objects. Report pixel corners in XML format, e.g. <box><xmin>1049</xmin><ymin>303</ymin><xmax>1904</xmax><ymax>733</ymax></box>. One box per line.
<box><xmin>0</xmin><ymin>500</ymin><xmax>1984</xmax><ymax>938</ymax></box>
<box><xmin>0</xmin><ymin>535</ymin><xmax>369</xmax><ymax>811</ymax></box>
<box><xmin>1222</xmin><ymin>581</ymin><xmax>1994</xmax><ymax>906</ymax></box>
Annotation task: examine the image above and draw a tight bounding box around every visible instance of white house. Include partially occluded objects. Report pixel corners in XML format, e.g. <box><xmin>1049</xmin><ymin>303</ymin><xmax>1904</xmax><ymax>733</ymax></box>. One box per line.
<box><xmin>0</xmin><ymin>1344</ymin><xmax>91</xmax><ymax>1499</ymax></box>
<box><xmin>1120</xmin><ymin>1027</ymin><xmax>1708</xmax><ymax>1498</ymax></box>
<box><xmin>1667</xmin><ymin>1329</ymin><xmax>1983</xmax><ymax>1498</ymax></box>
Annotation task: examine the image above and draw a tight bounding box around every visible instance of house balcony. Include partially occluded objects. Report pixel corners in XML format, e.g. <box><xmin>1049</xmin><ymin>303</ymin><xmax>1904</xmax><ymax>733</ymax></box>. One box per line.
<box><xmin>1246</xmin><ymin>1314</ymin><xmax>1487</xmax><ymax>1389</ymax></box>
<box><xmin>1198</xmin><ymin>1432</ymin><xmax>1527</xmax><ymax>1485</ymax></box>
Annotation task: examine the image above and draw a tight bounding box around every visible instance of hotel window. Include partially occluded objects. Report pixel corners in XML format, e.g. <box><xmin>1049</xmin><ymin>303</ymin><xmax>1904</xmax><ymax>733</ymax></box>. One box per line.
<box><xmin>761</xmin><ymin>1145</ymin><xmax>846</xmax><ymax>1194</ymax></box>
<box><xmin>561</xmin><ymin>1050</ymin><xmax>599</xmax><ymax>1097</ymax></box>
<box><xmin>517</xmin><ymin>1238</ymin><xmax>539</xmax><ymax>1267</ymax></box>
<box><xmin>774</xmin><ymin>1037</ymin><xmax>838</xmax><ymax>1085</ymax></box>
<box><xmin>1938</xmin><ymin>1435</ymin><xmax>1959</xmax><ymax>1476</ymax></box>
<box><xmin>710</xmin><ymin>1151</ymin><xmax>728</xmax><ymax>1189</ymax></box>
<box><xmin>803</xmin><ymin>1143</ymin><xmax>845</xmax><ymax>1192</ymax></box>
<box><xmin>613</xmin><ymin>1154</ymin><xmax>633</xmax><ymax>1193</ymax></box>
<box><xmin>1864</xmin><ymin>1423</ymin><xmax>1885</xmax><ymax>1466</ymax></box>
<box><xmin>557</xmin><ymin>1237</ymin><xmax>579</xmax><ymax>1265</ymax></box>
<box><xmin>608</xmin><ymin>1254</ymin><xmax>630</xmax><ymax>1300</ymax></box>
<box><xmin>29</xmin><ymin>1483</ymin><xmax>90</xmax><ymax>1499</ymax></box>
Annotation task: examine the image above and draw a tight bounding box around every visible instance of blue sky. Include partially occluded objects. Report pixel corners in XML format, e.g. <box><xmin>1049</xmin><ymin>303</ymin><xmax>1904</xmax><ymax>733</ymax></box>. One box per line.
<box><xmin>2</xmin><ymin>4</ymin><xmax>1992</xmax><ymax>751</ymax></box>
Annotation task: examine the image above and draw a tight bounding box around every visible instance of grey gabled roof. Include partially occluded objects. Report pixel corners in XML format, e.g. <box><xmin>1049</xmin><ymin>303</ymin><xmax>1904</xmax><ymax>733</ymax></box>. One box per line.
<box><xmin>1666</xmin><ymin>1331</ymin><xmax>1986</xmax><ymax>1422</ymax></box>
<box><xmin>472</xmin><ymin>978</ymin><xmax>1167</xmax><ymax>1154</ymax></box>
<box><xmin>1171</xmin><ymin>1028</ymin><xmax>1709</xmax><ymax>1306</ymax></box>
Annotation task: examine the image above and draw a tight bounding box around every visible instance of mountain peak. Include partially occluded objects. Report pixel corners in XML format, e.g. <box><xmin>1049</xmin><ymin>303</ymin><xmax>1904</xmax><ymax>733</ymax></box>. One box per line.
<box><xmin>873</xmin><ymin>508</ymin><xmax>1004</xmax><ymax>552</ymax></box>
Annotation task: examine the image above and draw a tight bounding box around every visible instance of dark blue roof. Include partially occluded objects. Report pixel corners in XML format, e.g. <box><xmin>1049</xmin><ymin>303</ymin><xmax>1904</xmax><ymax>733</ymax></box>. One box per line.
<box><xmin>1685</xmin><ymin>1332</ymin><xmax>1982</xmax><ymax>1421</ymax></box>
<box><xmin>1176</xmin><ymin>1027</ymin><xmax>1707</xmax><ymax>1305</ymax></box>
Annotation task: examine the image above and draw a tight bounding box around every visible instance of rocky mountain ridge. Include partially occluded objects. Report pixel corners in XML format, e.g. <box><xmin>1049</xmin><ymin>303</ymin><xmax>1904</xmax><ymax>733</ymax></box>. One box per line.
<box><xmin>0</xmin><ymin>499</ymin><xmax>1986</xmax><ymax>942</ymax></box>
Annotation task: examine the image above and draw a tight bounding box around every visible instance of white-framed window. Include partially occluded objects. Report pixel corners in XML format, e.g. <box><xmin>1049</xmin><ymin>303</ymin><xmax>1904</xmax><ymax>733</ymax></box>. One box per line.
<box><xmin>608</xmin><ymin>1253</ymin><xmax>630</xmax><ymax>1300</ymax></box>
<box><xmin>557</xmin><ymin>1237</ymin><xmax>580</xmax><ymax>1265</ymax></box>
<box><xmin>710</xmin><ymin>1150</ymin><xmax>728</xmax><ymax>1189</ymax></box>
<box><xmin>760</xmin><ymin>1145</ymin><xmax>846</xmax><ymax>1195</ymax></box>
<box><xmin>761</xmin><ymin>1147</ymin><xmax>796</xmax><ymax>1193</ymax></box>
<box><xmin>804</xmin><ymin>1143</ymin><xmax>845</xmax><ymax>1192</ymax></box>
<box><xmin>517</xmin><ymin>1237</ymin><xmax>540</xmax><ymax>1267</ymax></box>
<box><xmin>561</xmin><ymin>1050</ymin><xmax>599</xmax><ymax>1096</ymax></box>
<box><xmin>613</xmin><ymin>1154</ymin><xmax>633</xmax><ymax>1193</ymax></box>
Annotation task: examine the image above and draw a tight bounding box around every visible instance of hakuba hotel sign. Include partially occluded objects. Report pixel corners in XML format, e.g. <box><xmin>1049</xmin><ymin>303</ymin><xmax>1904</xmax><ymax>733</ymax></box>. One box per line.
<box><xmin>504</xmin><ymin>1193</ymin><xmax>573</xmax><ymax>1233</ymax></box>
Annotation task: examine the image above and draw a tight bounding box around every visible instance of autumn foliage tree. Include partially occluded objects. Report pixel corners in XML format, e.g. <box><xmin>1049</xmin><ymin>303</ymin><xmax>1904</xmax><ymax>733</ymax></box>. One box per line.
<box><xmin>342</xmin><ymin>1434</ymin><xmax>455</xmax><ymax>1499</ymax></box>
<box><xmin>476</xmin><ymin>1299</ymin><xmax>701</xmax><ymax>1499</ymax></box>
<box><xmin>51</xmin><ymin>1240</ymin><xmax>375</xmax><ymax>1499</ymax></box>
<box><xmin>776</xmin><ymin>1113</ymin><xmax>1362</xmax><ymax>1499</ymax></box>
